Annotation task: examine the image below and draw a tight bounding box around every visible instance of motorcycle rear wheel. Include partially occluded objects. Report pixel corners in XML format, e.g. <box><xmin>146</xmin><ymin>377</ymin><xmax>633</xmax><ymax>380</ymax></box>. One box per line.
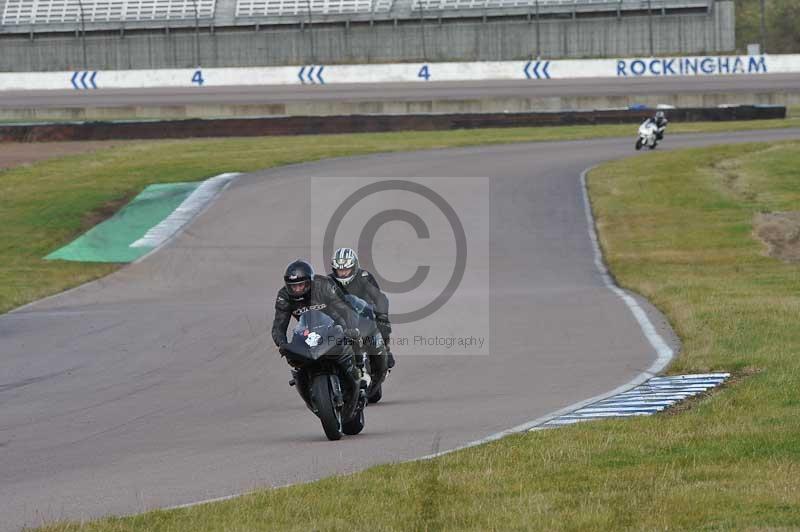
<box><xmin>367</xmin><ymin>353</ymin><xmax>387</xmax><ymax>404</ymax></box>
<box><xmin>311</xmin><ymin>375</ymin><xmax>342</xmax><ymax>441</ymax></box>
<box><xmin>367</xmin><ymin>383</ymin><xmax>383</xmax><ymax>404</ymax></box>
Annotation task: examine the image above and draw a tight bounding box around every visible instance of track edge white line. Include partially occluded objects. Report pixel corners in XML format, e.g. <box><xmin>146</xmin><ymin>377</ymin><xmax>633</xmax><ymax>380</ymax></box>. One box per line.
<box><xmin>131</xmin><ymin>172</ymin><xmax>242</xmax><ymax>265</ymax></box>
<box><xmin>415</xmin><ymin>165</ymin><xmax>676</xmax><ymax>459</ymax></box>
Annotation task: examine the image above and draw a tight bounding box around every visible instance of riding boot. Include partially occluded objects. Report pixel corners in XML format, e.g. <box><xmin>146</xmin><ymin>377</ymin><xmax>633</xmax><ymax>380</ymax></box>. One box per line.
<box><xmin>340</xmin><ymin>353</ymin><xmax>370</xmax><ymax>389</ymax></box>
<box><xmin>381</xmin><ymin>334</ymin><xmax>395</xmax><ymax>369</ymax></box>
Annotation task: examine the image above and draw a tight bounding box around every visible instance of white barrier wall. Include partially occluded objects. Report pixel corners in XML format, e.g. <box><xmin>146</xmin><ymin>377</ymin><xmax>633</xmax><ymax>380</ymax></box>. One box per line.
<box><xmin>1</xmin><ymin>54</ymin><xmax>799</xmax><ymax>91</ymax></box>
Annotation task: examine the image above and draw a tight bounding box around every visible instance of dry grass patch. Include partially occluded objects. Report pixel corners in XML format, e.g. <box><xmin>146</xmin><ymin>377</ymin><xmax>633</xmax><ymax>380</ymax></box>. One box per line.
<box><xmin>754</xmin><ymin>211</ymin><xmax>800</xmax><ymax>262</ymax></box>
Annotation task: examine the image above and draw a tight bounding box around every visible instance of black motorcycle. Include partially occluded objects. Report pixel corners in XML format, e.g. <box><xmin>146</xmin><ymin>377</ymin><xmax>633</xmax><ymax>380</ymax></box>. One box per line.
<box><xmin>281</xmin><ymin>310</ymin><xmax>366</xmax><ymax>441</ymax></box>
<box><xmin>345</xmin><ymin>294</ymin><xmax>390</xmax><ymax>404</ymax></box>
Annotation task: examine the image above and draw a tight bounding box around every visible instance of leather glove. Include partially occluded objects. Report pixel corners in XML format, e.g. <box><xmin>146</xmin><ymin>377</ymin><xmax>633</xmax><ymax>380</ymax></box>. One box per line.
<box><xmin>343</xmin><ymin>328</ymin><xmax>361</xmax><ymax>339</ymax></box>
<box><xmin>343</xmin><ymin>328</ymin><xmax>363</xmax><ymax>347</ymax></box>
<box><xmin>278</xmin><ymin>343</ymin><xmax>291</xmax><ymax>357</ymax></box>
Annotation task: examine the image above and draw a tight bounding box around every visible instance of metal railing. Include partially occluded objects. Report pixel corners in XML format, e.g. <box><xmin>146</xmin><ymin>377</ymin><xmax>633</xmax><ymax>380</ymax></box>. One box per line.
<box><xmin>1</xmin><ymin>0</ymin><xmax>216</xmax><ymax>25</ymax></box>
<box><xmin>236</xmin><ymin>0</ymin><xmax>390</xmax><ymax>17</ymax></box>
<box><xmin>410</xmin><ymin>0</ymin><xmax>705</xmax><ymax>12</ymax></box>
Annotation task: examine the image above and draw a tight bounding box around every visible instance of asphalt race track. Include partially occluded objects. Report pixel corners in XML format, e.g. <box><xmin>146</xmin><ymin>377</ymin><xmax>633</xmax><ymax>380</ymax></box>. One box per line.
<box><xmin>0</xmin><ymin>74</ymin><xmax>798</xmax><ymax>108</ymax></box>
<box><xmin>1</xmin><ymin>128</ymin><xmax>799</xmax><ymax>531</ymax></box>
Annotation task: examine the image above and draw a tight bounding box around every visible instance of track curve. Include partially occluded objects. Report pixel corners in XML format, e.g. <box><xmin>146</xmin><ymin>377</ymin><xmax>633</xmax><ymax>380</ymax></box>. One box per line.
<box><xmin>1</xmin><ymin>128</ymin><xmax>798</xmax><ymax>531</ymax></box>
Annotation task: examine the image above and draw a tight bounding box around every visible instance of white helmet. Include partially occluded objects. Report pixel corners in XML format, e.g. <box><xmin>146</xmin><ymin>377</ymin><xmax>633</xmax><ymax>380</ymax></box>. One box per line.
<box><xmin>331</xmin><ymin>247</ymin><xmax>359</xmax><ymax>286</ymax></box>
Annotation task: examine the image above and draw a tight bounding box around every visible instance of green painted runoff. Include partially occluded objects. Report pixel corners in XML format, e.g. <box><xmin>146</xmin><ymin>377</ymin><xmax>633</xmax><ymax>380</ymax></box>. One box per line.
<box><xmin>45</xmin><ymin>182</ymin><xmax>199</xmax><ymax>263</ymax></box>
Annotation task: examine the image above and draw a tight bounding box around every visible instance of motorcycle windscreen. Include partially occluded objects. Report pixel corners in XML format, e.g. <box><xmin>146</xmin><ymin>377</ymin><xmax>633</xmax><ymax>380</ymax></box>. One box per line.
<box><xmin>289</xmin><ymin>310</ymin><xmax>341</xmax><ymax>361</ymax></box>
<box><xmin>344</xmin><ymin>294</ymin><xmax>378</xmax><ymax>337</ymax></box>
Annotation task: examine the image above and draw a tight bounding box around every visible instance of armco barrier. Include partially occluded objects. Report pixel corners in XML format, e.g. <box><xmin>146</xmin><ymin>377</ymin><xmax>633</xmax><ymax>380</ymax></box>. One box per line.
<box><xmin>0</xmin><ymin>106</ymin><xmax>785</xmax><ymax>143</ymax></box>
<box><xmin>1</xmin><ymin>55</ymin><xmax>800</xmax><ymax>91</ymax></box>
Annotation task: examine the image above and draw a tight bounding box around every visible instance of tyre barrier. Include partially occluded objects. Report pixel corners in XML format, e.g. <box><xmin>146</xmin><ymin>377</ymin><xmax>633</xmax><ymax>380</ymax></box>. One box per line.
<box><xmin>0</xmin><ymin>105</ymin><xmax>786</xmax><ymax>142</ymax></box>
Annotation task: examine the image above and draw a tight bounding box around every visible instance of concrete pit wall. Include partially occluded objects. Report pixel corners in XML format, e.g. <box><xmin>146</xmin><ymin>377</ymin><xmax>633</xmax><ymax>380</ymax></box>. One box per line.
<box><xmin>0</xmin><ymin>3</ymin><xmax>735</xmax><ymax>72</ymax></box>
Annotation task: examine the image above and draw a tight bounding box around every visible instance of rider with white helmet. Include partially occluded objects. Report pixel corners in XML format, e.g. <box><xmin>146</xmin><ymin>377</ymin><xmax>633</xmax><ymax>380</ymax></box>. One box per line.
<box><xmin>654</xmin><ymin>110</ymin><xmax>668</xmax><ymax>140</ymax></box>
<box><xmin>329</xmin><ymin>248</ymin><xmax>395</xmax><ymax>369</ymax></box>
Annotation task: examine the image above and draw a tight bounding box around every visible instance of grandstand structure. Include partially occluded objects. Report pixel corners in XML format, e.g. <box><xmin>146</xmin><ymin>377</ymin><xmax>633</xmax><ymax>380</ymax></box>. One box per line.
<box><xmin>0</xmin><ymin>0</ymin><xmax>734</xmax><ymax>71</ymax></box>
<box><xmin>1</xmin><ymin>0</ymin><xmax>717</xmax><ymax>32</ymax></box>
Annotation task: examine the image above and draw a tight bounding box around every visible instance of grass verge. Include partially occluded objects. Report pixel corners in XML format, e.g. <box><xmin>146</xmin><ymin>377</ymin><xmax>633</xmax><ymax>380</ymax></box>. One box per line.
<box><xmin>23</xmin><ymin>137</ymin><xmax>800</xmax><ymax>529</ymax></box>
<box><xmin>2</xmin><ymin>117</ymin><xmax>800</xmax><ymax>314</ymax></box>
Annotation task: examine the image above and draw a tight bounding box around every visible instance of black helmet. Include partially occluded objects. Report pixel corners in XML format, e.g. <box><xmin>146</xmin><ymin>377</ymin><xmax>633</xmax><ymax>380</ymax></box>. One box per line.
<box><xmin>284</xmin><ymin>259</ymin><xmax>314</xmax><ymax>301</ymax></box>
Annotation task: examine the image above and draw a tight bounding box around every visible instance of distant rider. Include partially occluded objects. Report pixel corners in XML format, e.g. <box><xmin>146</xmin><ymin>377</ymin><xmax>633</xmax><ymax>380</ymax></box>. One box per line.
<box><xmin>271</xmin><ymin>259</ymin><xmax>368</xmax><ymax>388</ymax></box>
<box><xmin>653</xmin><ymin>111</ymin><xmax>668</xmax><ymax>140</ymax></box>
<box><xmin>328</xmin><ymin>248</ymin><xmax>395</xmax><ymax>369</ymax></box>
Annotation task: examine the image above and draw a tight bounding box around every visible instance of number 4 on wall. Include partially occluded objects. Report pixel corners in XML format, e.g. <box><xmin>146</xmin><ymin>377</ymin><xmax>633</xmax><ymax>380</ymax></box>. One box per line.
<box><xmin>192</xmin><ymin>70</ymin><xmax>205</xmax><ymax>86</ymax></box>
<box><xmin>418</xmin><ymin>65</ymin><xmax>431</xmax><ymax>81</ymax></box>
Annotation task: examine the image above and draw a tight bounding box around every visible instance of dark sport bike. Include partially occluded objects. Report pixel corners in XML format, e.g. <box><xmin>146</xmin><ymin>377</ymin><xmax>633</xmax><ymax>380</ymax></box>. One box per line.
<box><xmin>345</xmin><ymin>294</ymin><xmax>390</xmax><ymax>404</ymax></box>
<box><xmin>281</xmin><ymin>310</ymin><xmax>366</xmax><ymax>441</ymax></box>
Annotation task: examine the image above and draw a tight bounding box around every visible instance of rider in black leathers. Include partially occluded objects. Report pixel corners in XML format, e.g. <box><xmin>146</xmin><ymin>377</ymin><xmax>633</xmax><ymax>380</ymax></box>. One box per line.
<box><xmin>328</xmin><ymin>247</ymin><xmax>395</xmax><ymax>369</ymax></box>
<box><xmin>271</xmin><ymin>259</ymin><xmax>365</xmax><ymax>389</ymax></box>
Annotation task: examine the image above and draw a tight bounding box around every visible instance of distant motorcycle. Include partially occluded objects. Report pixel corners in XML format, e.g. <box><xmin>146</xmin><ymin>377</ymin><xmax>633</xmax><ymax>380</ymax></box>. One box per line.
<box><xmin>635</xmin><ymin>119</ymin><xmax>659</xmax><ymax>151</ymax></box>
<box><xmin>345</xmin><ymin>294</ymin><xmax>390</xmax><ymax>404</ymax></box>
<box><xmin>281</xmin><ymin>310</ymin><xmax>366</xmax><ymax>441</ymax></box>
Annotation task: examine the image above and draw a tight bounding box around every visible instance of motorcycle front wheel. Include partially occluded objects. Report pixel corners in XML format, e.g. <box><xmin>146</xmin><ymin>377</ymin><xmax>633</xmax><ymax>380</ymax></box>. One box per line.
<box><xmin>311</xmin><ymin>374</ymin><xmax>343</xmax><ymax>441</ymax></box>
<box><xmin>342</xmin><ymin>407</ymin><xmax>365</xmax><ymax>435</ymax></box>
<box><xmin>635</xmin><ymin>138</ymin><xmax>643</xmax><ymax>151</ymax></box>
